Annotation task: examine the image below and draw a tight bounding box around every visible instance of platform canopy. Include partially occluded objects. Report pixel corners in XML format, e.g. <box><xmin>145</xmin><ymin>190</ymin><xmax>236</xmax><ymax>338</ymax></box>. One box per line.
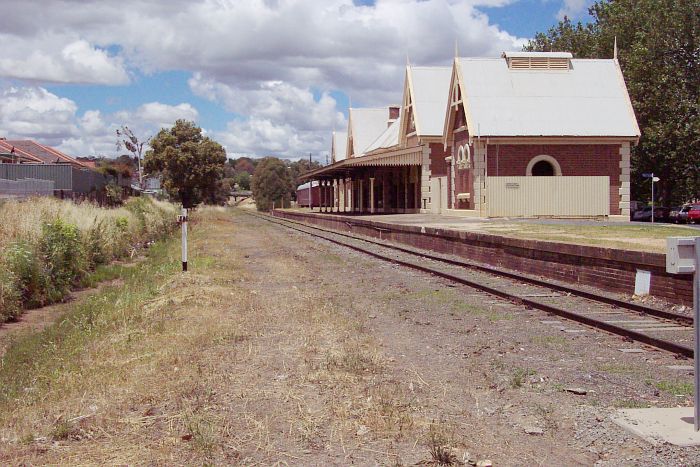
<box><xmin>300</xmin><ymin>146</ymin><xmax>422</xmax><ymax>180</ymax></box>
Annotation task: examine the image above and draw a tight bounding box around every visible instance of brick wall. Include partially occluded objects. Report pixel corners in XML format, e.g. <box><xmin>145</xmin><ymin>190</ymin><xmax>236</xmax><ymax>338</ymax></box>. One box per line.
<box><xmin>487</xmin><ymin>144</ymin><xmax>622</xmax><ymax>215</ymax></box>
<box><xmin>274</xmin><ymin>210</ymin><xmax>693</xmax><ymax>306</ymax></box>
<box><xmin>429</xmin><ymin>143</ymin><xmax>449</xmax><ymax>177</ymax></box>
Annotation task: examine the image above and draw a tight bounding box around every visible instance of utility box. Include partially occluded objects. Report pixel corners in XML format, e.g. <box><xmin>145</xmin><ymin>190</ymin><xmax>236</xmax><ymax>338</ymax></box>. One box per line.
<box><xmin>667</xmin><ymin>237</ymin><xmax>697</xmax><ymax>275</ymax></box>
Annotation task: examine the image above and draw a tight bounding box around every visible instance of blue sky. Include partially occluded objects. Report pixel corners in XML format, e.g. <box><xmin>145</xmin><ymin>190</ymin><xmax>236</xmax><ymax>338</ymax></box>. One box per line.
<box><xmin>0</xmin><ymin>0</ymin><xmax>593</xmax><ymax>159</ymax></box>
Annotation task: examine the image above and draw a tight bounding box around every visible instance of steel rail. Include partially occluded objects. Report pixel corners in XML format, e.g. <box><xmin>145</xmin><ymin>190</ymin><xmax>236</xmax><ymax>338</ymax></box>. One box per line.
<box><xmin>266</xmin><ymin>212</ymin><xmax>691</xmax><ymax>326</ymax></box>
<box><xmin>246</xmin><ymin>211</ymin><xmax>693</xmax><ymax>357</ymax></box>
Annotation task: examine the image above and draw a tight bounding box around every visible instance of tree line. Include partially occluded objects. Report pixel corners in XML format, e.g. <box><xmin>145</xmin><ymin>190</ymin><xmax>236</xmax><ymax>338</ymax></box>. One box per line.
<box><xmin>115</xmin><ymin>119</ymin><xmax>322</xmax><ymax>210</ymax></box>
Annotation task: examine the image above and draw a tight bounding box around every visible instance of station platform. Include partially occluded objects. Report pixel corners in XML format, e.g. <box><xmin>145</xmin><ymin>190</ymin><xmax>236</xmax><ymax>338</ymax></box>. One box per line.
<box><xmin>272</xmin><ymin>209</ymin><xmax>694</xmax><ymax>307</ymax></box>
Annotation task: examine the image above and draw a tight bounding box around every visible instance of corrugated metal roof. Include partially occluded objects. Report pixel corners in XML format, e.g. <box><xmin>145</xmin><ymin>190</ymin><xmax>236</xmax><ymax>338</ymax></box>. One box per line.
<box><xmin>458</xmin><ymin>57</ymin><xmax>640</xmax><ymax>137</ymax></box>
<box><xmin>297</xmin><ymin>180</ymin><xmax>320</xmax><ymax>190</ymax></box>
<box><xmin>408</xmin><ymin>66</ymin><xmax>452</xmax><ymax>136</ymax></box>
<box><xmin>348</xmin><ymin>108</ymin><xmax>390</xmax><ymax>156</ymax></box>
<box><xmin>364</xmin><ymin>114</ymin><xmax>401</xmax><ymax>154</ymax></box>
<box><xmin>332</xmin><ymin>131</ymin><xmax>348</xmax><ymax>162</ymax></box>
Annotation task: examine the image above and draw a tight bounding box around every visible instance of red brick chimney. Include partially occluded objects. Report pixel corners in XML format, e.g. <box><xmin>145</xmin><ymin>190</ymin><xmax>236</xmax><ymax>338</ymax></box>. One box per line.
<box><xmin>389</xmin><ymin>106</ymin><xmax>400</xmax><ymax>120</ymax></box>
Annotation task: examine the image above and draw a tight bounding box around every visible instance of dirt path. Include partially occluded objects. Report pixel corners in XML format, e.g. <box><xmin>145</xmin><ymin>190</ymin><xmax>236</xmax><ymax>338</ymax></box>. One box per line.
<box><xmin>1</xmin><ymin>209</ymin><xmax>698</xmax><ymax>465</ymax></box>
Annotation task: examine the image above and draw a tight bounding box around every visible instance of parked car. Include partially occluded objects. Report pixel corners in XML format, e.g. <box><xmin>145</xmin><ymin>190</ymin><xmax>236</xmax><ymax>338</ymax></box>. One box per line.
<box><xmin>670</xmin><ymin>205</ymin><xmax>692</xmax><ymax>224</ymax></box>
<box><xmin>632</xmin><ymin>206</ymin><xmax>672</xmax><ymax>222</ymax></box>
<box><xmin>632</xmin><ymin>206</ymin><xmax>652</xmax><ymax>222</ymax></box>
<box><xmin>688</xmin><ymin>205</ymin><xmax>700</xmax><ymax>224</ymax></box>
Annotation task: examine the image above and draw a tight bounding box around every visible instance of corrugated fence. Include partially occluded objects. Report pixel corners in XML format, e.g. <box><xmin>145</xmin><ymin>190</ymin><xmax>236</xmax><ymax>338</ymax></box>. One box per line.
<box><xmin>0</xmin><ymin>178</ymin><xmax>55</xmax><ymax>198</ymax></box>
<box><xmin>0</xmin><ymin>164</ymin><xmax>108</xmax><ymax>193</ymax></box>
<box><xmin>487</xmin><ymin>176</ymin><xmax>610</xmax><ymax>217</ymax></box>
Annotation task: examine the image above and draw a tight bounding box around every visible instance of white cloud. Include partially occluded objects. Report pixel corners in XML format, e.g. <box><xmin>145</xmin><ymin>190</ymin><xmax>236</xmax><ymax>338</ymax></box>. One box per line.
<box><xmin>135</xmin><ymin>102</ymin><xmax>199</xmax><ymax>129</ymax></box>
<box><xmin>0</xmin><ymin>37</ymin><xmax>129</xmax><ymax>85</ymax></box>
<box><xmin>0</xmin><ymin>0</ymin><xmax>529</xmax><ymax>157</ymax></box>
<box><xmin>0</xmin><ymin>85</ymin><xmax>201</xmax><ymax>157</ymax></box>
<box><xmin>557</xmin><ymin>0</ymin><xmax>591</xmax><ymax>20</ymax></box>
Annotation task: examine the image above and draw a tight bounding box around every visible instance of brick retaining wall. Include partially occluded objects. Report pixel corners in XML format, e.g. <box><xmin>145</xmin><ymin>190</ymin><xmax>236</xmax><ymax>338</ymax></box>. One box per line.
<box><xmin>273</xmin><ymin>210</ymin><xmax>693</xmax><ymax>306</ymax></box>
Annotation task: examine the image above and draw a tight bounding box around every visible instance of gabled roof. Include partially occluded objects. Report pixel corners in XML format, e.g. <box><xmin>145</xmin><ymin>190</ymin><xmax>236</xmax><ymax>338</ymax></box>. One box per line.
<box><xmin>0</xmin><ymin>140</ymin><xmax>43</xmax><ymax>163</ymax></box>
<box><xmin>0</xmin><ymin>139</ymin><xmax>86</xmax><ymax>167</ymax></box>
<box><xmin>454</xmin><ymin>55</ymin><xmax>640</xmax><ymax>137</ymax></box>
<box><xmin>405</xmin><ymin>66</ymin><xmax>452</xmax><ymax>137</ymax></box>
<box><xmin>347</xmin><ymin>108</ymin><xmax>391</xmax><ymax>157</ymax></box>
<box><xmin>331</xmin><ymin>131</ymin><xmax>348</xmax><ymax>162</ymax></box>
<box><xmin>364</xmin><ymin>113</ymin><xmax>401</xmax><ymax>154</ymax></box>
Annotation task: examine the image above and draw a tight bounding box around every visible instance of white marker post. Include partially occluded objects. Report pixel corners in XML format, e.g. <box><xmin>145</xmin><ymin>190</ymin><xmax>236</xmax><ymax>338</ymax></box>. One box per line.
<box><xmin>180</xmin><ymin>207</ymin><xmax>188</xmax><ymax>272</ymax></box>
<box><xmin>667</xmin><ymin>236</ymin><xmax>700</xmax><ymax>430</ymax></box>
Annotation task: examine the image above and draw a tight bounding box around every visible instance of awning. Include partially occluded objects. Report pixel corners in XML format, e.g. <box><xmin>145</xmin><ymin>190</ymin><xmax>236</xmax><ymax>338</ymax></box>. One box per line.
<box><xmin>300</xmin><ymin>146</ymin><xmax>422</xmax><ymax>180</ymax></box>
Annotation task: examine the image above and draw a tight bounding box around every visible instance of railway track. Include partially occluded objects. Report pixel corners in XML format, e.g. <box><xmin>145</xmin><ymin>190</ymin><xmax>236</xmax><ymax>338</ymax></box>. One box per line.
<box><xmin>246</xmin><ymin>211</ymin><xmax>694</xmax><ymax>358</ymax></box>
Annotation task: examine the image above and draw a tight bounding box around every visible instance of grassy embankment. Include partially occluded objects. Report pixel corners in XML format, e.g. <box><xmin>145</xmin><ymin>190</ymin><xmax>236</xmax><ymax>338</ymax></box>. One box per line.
<box><xmin>0</xmin><ymin>197</ymin><xmax>177</xmax><ymax>322</ymax></box>
<box><xmin>0</xmin><ymin>207</ymin><xmax>243</xmax><ymax>463</ymax></box>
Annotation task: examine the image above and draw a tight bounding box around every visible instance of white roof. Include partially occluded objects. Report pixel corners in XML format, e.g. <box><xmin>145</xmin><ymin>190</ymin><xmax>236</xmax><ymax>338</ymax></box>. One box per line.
<box><xmin>408</xmin><ymin>66</ymin><xmax>452</xmax><ymax>136</ymax></box>
<box><xmin>458</xmin><ymin>57</ymin><xmax>640</xmax><ymax>137</ymax></box>
<box><xmin>364</xmin><ymin>116</ymin><xmax>401</xmax><ymax>153</ymax></box>
<box><xmin>332</xmin><ymin>131</ymin><xmax>348</xmax><ymax>162</ymax></box>
<box><xmin>297</xmin><ymin>180</ymin><xmax>319</xmax><ymax>190</ymax></box>
<box><xmin>348</xmin><ymin>108</ymin><xmax>390</xmax><ymax>156</ymax></box>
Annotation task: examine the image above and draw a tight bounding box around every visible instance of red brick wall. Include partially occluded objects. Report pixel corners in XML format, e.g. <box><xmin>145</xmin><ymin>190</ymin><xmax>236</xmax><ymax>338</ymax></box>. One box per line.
<box><xmin>274</xmin><ymin>210</ymin><xmax>693</xmax><ymax>306</ymax></box>
<box><xmin>486</xmin><ymin>144</ymin><xmax>621</xmax><ymax>215</ymax></box>
<box><xmin>429</xmin><ymin>143</ymin><xmax>449</xmax><ymax>177</ymax></box>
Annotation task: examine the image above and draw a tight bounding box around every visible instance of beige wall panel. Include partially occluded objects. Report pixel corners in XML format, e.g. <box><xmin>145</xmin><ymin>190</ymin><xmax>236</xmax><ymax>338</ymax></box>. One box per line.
<box><xmin>487</xmin><ymin>176</ymin><xmax>610</xmax><ymax>217</ymax></box>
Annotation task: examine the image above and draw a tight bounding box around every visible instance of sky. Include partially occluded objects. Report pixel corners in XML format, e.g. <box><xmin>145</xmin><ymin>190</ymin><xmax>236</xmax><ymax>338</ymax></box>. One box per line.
<box><xmin>0</xmin><ymin>0</ymin><xmax>594</xmax><ymax>162</ymax></box>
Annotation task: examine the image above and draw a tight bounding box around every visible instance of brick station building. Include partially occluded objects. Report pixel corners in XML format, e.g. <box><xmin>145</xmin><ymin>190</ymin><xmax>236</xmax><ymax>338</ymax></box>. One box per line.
<box><xmin>302</xmin><ymin>51</ymin><xmax>640</xmax><ymax>219</ymax></box>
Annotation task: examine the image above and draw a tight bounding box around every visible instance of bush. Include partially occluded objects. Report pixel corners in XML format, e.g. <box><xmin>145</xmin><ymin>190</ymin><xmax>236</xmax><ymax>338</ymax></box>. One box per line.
<box><xmin>5</xmin><ymin>242</ymin><xmax>46</xmax><ymax>307</ymax></box>
<box><xmin>39</xmin><ymin>219</ymin><xmax>86</xmax><ymax>303</ymax></box>
<box><xmin>0</xmin><ymin>197</ymin><xmax>178</xmax><ymax>322</ymax></box>
<box><xmin>0</xmin><ymin>267</ymin><xmax>21</xmax><ymax>322</ymax></box>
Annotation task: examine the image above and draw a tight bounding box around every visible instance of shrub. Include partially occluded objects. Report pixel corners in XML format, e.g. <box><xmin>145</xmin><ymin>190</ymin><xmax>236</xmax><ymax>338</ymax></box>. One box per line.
<box><xmin>105</xmin><ymin>182</ymin><xmax>123</xmax><ymax>207</ymax></box>
<box><xmin>84</xmin><ymin>219</ymin><xmax>109</xmax><ymax>270</ymax></box>
<box><xmin>0</xmin><ymin>197</ymin><xmax>177</xmax><ymax>322</ymax></box>
<box><xmin>39</xmin><ymin>218</ymin><xmax>86</xmax><ymax>303</ymax></box>
<box><xmin>0</xmin><ymin>266</ymin><xmax>21</xmax><ymax>322</ymax></box>
<box><xmin>5</xmin><ymin>242</ymin><xmax>47</xmax><ymax>307</ymax></box>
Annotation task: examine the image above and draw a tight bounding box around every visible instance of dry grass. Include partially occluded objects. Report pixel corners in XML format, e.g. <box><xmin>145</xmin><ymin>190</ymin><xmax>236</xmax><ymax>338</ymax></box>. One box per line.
<box><xmin>480</xmin><ymin>222</ymin><xmax>695</xmax><ymax>253</ymax></box>
<box><xmin>0</xmin><ymin>208</ymin><xmax>470</xmax><ymax>464</ymax></box>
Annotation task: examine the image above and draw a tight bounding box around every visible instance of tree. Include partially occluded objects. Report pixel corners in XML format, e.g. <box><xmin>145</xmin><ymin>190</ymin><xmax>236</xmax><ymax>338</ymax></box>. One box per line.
<box><xmin>525</xmin><ymin>0</ymin><xmax>700</xmax><ymax>205</ymax></box>
<box><xmin>251</xmin><ymin>157</ymin><xmax>294</xmax><ymax>211</ymax></box>
<box><xmin>233</xmin><ymin>157</ymin><xmax>256</xmax><ymax>175</ymax></box>
<box><xmin>144</xmin><ymin>120</ymin><xmax>227</xmax><ymax>208</ymax></box>
<box><xmin>234</xmin><ymin>171</ymin><xmax>251</xmax><ymax>190</ymax></box>
<box><xmin>116</xmin><ymin>126</ymin><xmax>148</xmax><ymax>189</ymax></box>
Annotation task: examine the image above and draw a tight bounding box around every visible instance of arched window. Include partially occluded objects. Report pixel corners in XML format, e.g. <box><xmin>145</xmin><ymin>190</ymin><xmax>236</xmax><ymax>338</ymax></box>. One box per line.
<box><xmin>526</xmin><ymin>155</ymin><xmax>561</xmax><ymax>176</ymax></box>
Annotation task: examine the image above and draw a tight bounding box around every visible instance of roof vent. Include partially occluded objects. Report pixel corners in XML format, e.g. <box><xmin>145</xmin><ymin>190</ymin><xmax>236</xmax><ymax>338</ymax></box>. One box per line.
<box><xmin>502</xmin><ymin>51</ymin><xmax>572</xmax><ymax>71</ymax></box>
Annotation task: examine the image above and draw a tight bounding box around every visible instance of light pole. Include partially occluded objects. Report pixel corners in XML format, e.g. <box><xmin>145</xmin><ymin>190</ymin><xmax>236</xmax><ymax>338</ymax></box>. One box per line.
<box><xmin>643</xmin><ymin>172</ymin><xmax>661</xmax><ymax>223</ymax></box>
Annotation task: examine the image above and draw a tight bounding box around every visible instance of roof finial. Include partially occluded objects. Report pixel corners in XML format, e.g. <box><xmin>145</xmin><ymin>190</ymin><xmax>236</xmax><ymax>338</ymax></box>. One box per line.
<box><xmin>613</xmin><ymin>36</ymin><xmax>618</xmax><ymax>60</ymax></box>
<box><xmin>454</xmin><ymin>39</ymin><xmax>459</xmax><ymax>59</ymax></box>
<box><xmin>348</xmin><ymin>95</ymin><xmax>352</xmax><ymax>110</ymax></box>
<box><xmin>406</xmin><ymin>54</ymin><xmax>410</xmax><ymax>68</ymax></box>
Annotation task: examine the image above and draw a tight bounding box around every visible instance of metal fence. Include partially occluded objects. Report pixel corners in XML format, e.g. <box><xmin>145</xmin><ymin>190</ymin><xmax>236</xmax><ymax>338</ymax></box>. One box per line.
<box><xmin>0</xmin><ymin>164</ymin><xmax>108</xmax><ymax>194</ymax></box>
<box><xmin>0</xmin><ymin>178</ymin><xmax>55</xmax><ymax>198</ymax></box>
<box><xmin>487</xmin><ymin>176</ymin><xmax>610</xmax><ymax>217</ymax></box>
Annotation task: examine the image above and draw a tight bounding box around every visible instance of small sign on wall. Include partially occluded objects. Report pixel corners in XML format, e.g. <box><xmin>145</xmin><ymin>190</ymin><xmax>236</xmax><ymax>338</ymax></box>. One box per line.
<box><xmin>505</xmin><ymin>182</ymin><xmax>520</xmax><ymax>189</ymax></box>
<box><xmin>634</xmin><ymin>269</ymin><xmax>651</xmax><ymax>296</ymax></box>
